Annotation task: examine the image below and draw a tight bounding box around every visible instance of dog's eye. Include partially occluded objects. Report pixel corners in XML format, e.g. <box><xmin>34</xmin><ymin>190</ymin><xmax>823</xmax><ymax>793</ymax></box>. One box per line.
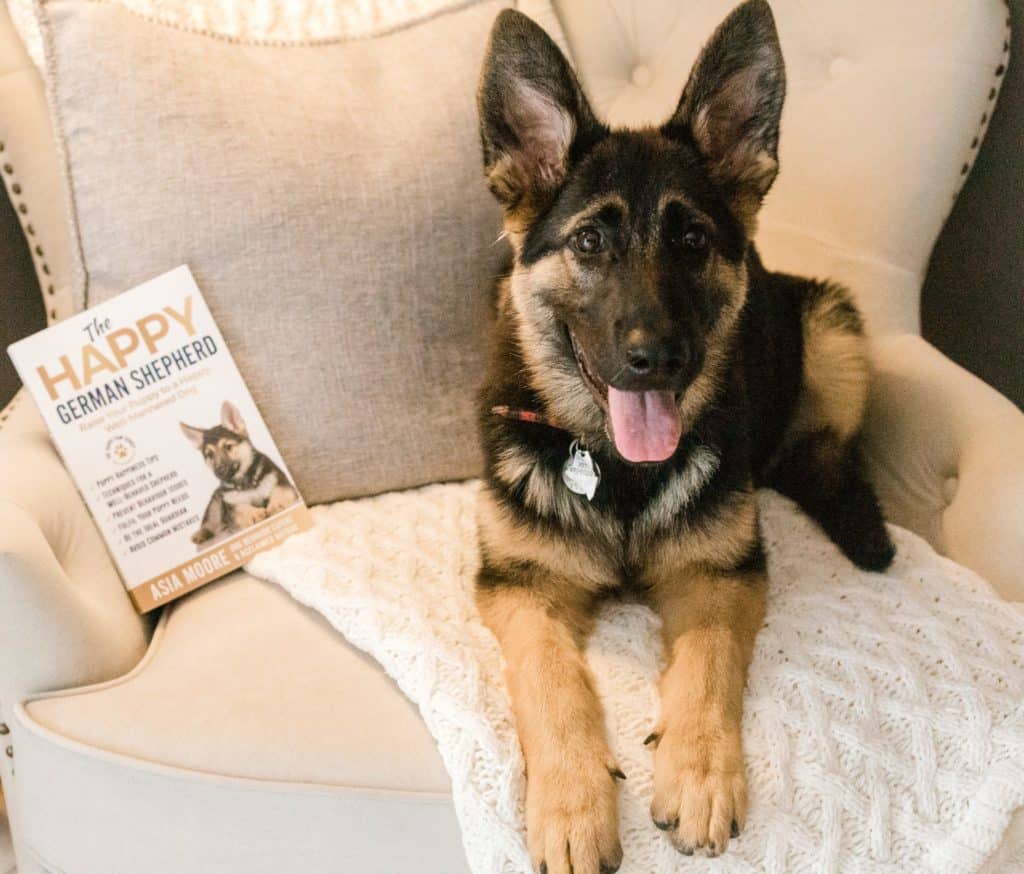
<box><xmin>680</xmin><ymin>224</ymin><xmax>709</xmax><ymax>251</ymax></box>
<box><xmin>572</xmin><ymin>228</ymin><xmax>605</xmax><ymax>255</ymax></box>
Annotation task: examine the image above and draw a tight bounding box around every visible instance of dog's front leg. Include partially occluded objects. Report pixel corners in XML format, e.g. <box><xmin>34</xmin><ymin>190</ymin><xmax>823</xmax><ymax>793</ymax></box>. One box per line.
<box><xmin>477</xmin><ymin>576</ymin><xmax>623</xmax><ymax>874</ymax></box>
<box><xmin>647</xmin><ymin>528</ymin><xmax>766</xmax><ymax>858</ymax></box>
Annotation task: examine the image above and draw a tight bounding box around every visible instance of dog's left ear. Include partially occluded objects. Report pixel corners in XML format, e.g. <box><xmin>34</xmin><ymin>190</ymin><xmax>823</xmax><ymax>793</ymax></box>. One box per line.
<box><xmin>664</xmin><ymin>0</ymin><xmax>785</xmax><ymax>220</ymax></box>
<box><xmin>221</xmin><ymin>401</ymin><xmax>247</xmax><ymax>436</ymax></box>
<box><xmin>478</xmin><ymin>9</ymin><xmax>603</xmax><ymax>223</ymax></box>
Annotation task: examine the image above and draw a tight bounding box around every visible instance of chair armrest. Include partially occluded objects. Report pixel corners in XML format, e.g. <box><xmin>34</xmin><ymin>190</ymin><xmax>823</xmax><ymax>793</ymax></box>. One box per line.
<box><xmin>0</xmin><ymin>391</ymin><xmax>150</xmax><ymax>709</ymax></box>
<box><xmin>862</xmin><ymin>334</ymin><xmax>1024</xmax><ymax>601</ymax></box>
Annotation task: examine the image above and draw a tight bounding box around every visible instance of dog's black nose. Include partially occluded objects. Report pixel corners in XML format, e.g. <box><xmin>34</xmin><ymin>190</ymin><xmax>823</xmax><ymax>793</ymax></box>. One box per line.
<box><xmin>624</xmin><ymin>329</ymin><xmax>688</xmax><ymax>378</ymax></box>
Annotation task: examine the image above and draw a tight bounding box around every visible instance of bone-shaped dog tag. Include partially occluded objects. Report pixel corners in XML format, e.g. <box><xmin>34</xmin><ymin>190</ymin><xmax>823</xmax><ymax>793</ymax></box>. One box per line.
<box><xmin>562</xmin><ymin>439</ymin><xmax>600</xmax><ymax>501</ymax></box>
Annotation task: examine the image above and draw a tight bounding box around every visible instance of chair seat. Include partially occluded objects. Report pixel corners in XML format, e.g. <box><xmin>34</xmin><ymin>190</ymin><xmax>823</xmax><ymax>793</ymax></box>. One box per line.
<box><xmin>14</xmin><ymin>572</ymin><xmax>469</xmax><ymax>874</ymax></box>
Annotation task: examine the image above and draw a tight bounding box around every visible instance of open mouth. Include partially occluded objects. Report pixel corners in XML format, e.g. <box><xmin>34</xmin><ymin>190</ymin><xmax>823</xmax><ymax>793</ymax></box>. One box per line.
<box><xmin>569</xmin><ymin>328</ymin><xmax>609</xmax><ymax>410</ymax></box>
<box><xmin>568</xmin><ymin>327</ymin><xmax>684</xmax><ymax>464</ymax></box>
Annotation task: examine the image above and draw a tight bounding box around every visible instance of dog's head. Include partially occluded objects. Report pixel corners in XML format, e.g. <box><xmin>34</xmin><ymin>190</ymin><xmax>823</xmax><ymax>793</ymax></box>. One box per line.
<box><xmin>181</xmin><ymin>401</ymin><xmax>255</xmax><ymax>483</ymax></box>
<box><xmin>478</xmin><ymin>0</ymin><xmax>785</xmax><ymax>463</ymax></box>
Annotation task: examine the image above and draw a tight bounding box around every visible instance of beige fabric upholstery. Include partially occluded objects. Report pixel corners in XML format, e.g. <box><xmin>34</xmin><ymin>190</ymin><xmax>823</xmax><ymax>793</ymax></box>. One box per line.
<box><xmin>12</xmin><ymin>570</ymin><xmax>467</xmax><ymax>873</ymax></box>
<box><xmin>0</xmin><ymin>391</ymin><xmax>151</xmax><ymax>868</ymax></box>
<box><xmin>0</xmin><ymin>393</ymin><xmax>149</xmax><ymax>710</ymax></box>
<box><xmin>27</xmin><ymin>571</ymin><xmax>450</xmax><ymax>792</ymax></box>
<box><xmin>864</xmin><ymin>334</ymin><xmax>1024</xmax><ymax>601</ymax></box>
<box><xmin>11</xmin><ymin>700</ymin><xmax>467</xmax><ymax>874</ymax></box>
<box><xmin>0</xmin><ymin>1</ymin><xmax>1021</xmax><ymax>872</ymax></box>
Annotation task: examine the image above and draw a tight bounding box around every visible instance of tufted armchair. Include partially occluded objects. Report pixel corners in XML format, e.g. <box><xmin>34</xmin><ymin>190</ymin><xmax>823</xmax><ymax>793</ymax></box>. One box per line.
<box><xmin>0</xmin><ymin>1</ymin><xmax>1021</xmax><ymax>872</ymax></box>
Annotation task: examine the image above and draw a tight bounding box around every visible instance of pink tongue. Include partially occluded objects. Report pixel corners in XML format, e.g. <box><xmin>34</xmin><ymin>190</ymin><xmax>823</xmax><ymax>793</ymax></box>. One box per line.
<box><xmin>607</xmin><ymin>387</ymin><xmax>682</xmax><ymax>463</ymax></box>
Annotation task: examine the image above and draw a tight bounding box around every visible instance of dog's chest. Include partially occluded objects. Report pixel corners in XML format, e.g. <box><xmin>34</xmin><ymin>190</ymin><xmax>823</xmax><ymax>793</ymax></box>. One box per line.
<box><xmin>528</xmin><ymin>442</ymin><xmax>721</xmax><ymax>568</ymax></box>
<box><xmin>227</xmin><ymin>452</ymin><xmax>271</xmax><ymax>491</ymax></box>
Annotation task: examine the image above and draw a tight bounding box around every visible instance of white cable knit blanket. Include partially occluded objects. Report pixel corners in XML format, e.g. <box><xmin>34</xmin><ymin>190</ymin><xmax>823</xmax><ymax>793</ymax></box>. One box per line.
<box><xmin>247</xmin><ymin>482</ymin><xmax>1024</xmax><ymax>873</ymax></box>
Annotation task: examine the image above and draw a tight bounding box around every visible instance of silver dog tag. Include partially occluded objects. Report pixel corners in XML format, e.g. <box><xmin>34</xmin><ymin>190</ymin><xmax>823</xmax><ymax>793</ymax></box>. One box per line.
<box><xmin>562</xmin><ymin>439</ymin><xmax>600</xmax><ymax>501</ymax></box>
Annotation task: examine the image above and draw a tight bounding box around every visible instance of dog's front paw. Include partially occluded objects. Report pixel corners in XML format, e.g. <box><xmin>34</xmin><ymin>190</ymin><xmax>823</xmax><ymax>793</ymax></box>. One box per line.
<box><xmin>844</xmin><ymin>523</ymin><xmax>896</xmax><ymax>572</ymax></box>
<box><xmin>526</xmin><ymin>757</ymin><xmax>623</xmax><ymax>874</ymax></box>
<box><xmin>230</xmin><ymin>503</ymin><xmax>267</xmax><ymax>528</ymax></box>
<box><xmin>650</xmin><ymin>725</ymin><xmax>746</xmax><ymax>858</ymax></box>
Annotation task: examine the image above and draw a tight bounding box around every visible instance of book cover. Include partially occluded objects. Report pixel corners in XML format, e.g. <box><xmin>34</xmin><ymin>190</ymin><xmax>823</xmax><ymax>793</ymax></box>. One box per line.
<box><xmin>7</xmin><ymin>265</ymin><xmax>312</xmax><ymax>612</ymax></box>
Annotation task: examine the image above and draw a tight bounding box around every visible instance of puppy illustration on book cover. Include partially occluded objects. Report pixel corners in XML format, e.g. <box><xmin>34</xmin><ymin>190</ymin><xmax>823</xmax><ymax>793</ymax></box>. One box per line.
<box><xmin>181</xmin><ymin>401</ymin><xmax>298</xmax><ymax>548</ymax></box>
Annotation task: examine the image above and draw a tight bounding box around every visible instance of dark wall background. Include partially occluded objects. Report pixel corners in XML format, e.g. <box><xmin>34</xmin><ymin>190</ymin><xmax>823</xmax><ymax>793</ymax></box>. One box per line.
<box><xmin>1</xmin><ymin>4</ymin><xmax>1022</xmax><ymax>409</ymax></box>
<box><xmin>0</xmin><ymin>167</ymin><xmax>45</xmax><ymax>405</ymax></box>
<box><xmin>920</xmin><ymin>0</ymin><xmax>1023</xmax><ymax>410</ymax></box>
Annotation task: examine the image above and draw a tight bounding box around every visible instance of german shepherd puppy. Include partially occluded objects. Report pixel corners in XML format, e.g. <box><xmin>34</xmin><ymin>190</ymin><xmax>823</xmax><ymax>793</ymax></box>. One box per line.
<box><xmin>474</xmin><ymin>2</ymin><xmax>894</xmax><ymax>869</ymax></box>
<box><xmin>181</xmin><ymin>401</ymin><xmax>297</xmax><ymax>545</ymax></box>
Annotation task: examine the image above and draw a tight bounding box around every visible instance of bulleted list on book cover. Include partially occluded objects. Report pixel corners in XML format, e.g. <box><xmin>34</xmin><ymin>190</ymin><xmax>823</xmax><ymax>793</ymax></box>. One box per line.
<box><xmin>7</xmin><ymin>265</ymin><xmax>312</xmax><ymax>612</ymax></box>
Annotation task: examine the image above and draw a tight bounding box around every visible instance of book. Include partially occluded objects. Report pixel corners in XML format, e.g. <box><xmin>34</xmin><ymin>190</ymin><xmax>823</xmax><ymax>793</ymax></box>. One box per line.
<box><xmin>7</xmin><ymin>265</ymin><xmax>312</xmax><ymax>612</ymax></box>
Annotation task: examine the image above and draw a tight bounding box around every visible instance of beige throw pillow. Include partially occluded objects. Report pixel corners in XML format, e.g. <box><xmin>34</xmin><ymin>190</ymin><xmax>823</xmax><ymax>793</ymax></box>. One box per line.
<box><xmin>38</xmin><ymin>0</ymin><xmax>529</xmax><ymax>503</ymax></box>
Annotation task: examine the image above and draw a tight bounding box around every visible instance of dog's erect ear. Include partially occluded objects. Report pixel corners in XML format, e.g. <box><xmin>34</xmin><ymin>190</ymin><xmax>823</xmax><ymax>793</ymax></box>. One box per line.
<box><xmin>664</xmin><ymin>0</ymin><xmax>785</xmax><ymax>218</ymax></box>
<box><xmin>478</xmin><ymin>9</ymin><xmax>602</xmax><ymax>221</ymax></box>
<box><xmin>180</xmin><ymin>423</ymin><xmax>205</xmax><ymax>450</ymax></box>
<box><xmin>220</xmin><ymin>401</ymin><xmax>247</xmax><ymax>436</ymax></box>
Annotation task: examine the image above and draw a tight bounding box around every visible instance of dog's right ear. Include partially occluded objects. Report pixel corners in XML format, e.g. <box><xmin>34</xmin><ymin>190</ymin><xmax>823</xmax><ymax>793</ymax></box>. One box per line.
<box><xmin>662</xmin><ymin>0</ymin><xmax>785</xmax><ymax>226</ymax></box>
<box><xmin>180</xmin><ymin>423</ymin><xmax>205</xmax><ymax>450</ymax></box>
<box><xmin>221</xmin><ymin>401</ymin><xmax>248</xmax><ymax>436</ymax></box>
<box><xmin>478</xmin><ymin>10</ymin><xmax>602</xmax><ymax>222</ymax></box>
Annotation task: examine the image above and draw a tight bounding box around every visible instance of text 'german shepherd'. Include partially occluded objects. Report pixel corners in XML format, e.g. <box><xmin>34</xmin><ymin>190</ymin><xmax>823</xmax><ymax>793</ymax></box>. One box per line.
<box><xmin>474</xmin><ymin>2</ymin><xmax>895</xmax><ymax>870</ymax></box>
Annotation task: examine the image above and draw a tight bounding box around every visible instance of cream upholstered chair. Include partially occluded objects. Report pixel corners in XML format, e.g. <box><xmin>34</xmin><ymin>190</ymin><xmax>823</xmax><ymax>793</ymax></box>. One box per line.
<box><xmin>0</xmin><ymin>1</ymin><xmax>1021</xmax><ymax>872</ymax></box>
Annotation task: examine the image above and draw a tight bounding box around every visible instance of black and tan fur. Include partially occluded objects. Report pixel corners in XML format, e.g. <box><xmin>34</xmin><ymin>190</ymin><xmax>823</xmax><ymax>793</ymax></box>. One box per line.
<box><xmin>474</xmin><ymin>3</ymin><xmax>894</xmax><ymax>871</ymax></box>
<box><xmin>180</xmin><ymin>401</ymin><xmax>297</xmax><ymax>545</ymax></box>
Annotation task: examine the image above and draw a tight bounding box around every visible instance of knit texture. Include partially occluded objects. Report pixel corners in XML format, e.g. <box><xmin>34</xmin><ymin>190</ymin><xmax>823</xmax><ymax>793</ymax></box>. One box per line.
<box><xmin>248</xmin><ymin>482</ymin><xmax>1024</xmax><ymax>873</ymax></box>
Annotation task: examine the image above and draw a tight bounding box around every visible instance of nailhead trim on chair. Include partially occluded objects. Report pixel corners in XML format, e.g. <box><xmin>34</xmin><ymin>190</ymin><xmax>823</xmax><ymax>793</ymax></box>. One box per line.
<box><xmin>0</xmin><ymin>142</ymin><xmax>58</xmax><ymax>324</ymax></box>
<box><xmin>952</xmin><ymin>2</ymin><xmax>1012</xmax><ymax>201</ymax></box>
<box><xmin>0</xmin><ymin>389</ymin><xmax>25</xmax><ymax>430</ymax></box>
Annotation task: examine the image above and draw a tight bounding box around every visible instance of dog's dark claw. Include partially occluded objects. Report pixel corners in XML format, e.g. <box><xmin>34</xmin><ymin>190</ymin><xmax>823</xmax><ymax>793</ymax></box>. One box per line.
<box><xmin>654</xmin><ymin>817</ymin><xmax>678</xmax><ymax>832</ymax></box>
<box><xmin>643</xmin><ymin>732</ymin><xmax>660</xmax><ymax>747</ymax></box>
<box><xmin>677</xmin><ymin>843</ymin><xmax>695</xmax><ymax>856</ymax></box>
<box><xmin>608</xmin><ymin>766</ymin><xmax>627</xmax><ymax>781</ymax></box>
<box><xmin>539</xmin><ymin>863</ymin><xmax>547</xmax><ymax>874</ymax></box>
<box><xmin>599</xmin><ymin>842</ymin><xmax>624</xmax><ymax>874</ymax></box>
<box><xmin>731</xmin><ymin>819</ymin><xmax>741</xmax><ymax>838</ymax></box>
